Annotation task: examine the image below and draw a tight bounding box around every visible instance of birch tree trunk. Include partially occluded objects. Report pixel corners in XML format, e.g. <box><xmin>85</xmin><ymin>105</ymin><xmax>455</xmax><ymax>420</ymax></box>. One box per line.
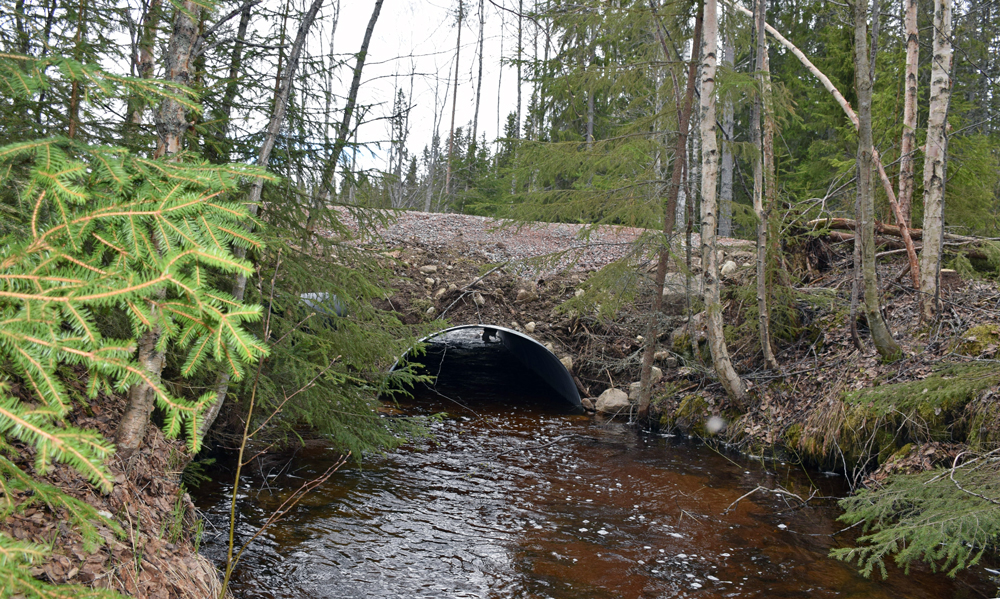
<box><xmin>637</xmin><ymin>2</ymin><xmax>703</xmax><ymax>420</ymax></box>
<box><xmin>117</xmin><ymin>0</ymin><xmax>202</xmax><ymax>452</ymax></box>
<box><xmin>919</xmin><ymin>0</ymin><xmax>953</xmax><ymax>321</ymax></box>
<box><xmin>199</xmin><ymin>0</ymin><xmax>324</xmax><ymax>440</ymax></box>
<box><xmin>898</xmin><ymin>0</ymin><xmax>919</xmax><ymax>227</ymax></box>
<box><xmin>854</xmin><ymin>0</ymin><xmax>902</xmax><ymax>360</ymax></box>
<box><xmin>752</xmin><ymin>0</ymin><xmax>778</xmax><ymax>370</ymax></box>
<box><xmin>701</xmin><ymin>0</ymin><xmax>746</xmax><ymax>400</ymax></box>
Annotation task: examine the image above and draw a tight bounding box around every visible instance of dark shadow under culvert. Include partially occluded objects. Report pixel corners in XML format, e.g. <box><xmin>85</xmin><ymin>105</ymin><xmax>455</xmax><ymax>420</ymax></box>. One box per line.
<box><xmin>390</xmin><ymin>324</ymin><xmax>583</xmax><ymax>413</ymax></box>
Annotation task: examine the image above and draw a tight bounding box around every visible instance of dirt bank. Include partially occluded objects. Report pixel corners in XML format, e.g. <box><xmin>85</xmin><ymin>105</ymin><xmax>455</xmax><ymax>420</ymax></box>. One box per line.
<box><xmin>1</xmin><ymin>388</ymin><xmax>221</xmax><ymax>599</ymax></box>
<box><xmin>368</xmin><ymin>210</ymin><xmax>1000</xmax><ymax>485</ymax></box>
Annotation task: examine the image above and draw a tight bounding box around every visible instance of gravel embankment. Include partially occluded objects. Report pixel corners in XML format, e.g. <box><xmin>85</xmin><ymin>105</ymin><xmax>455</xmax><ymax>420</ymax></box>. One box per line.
<box><xmin>336</xmin><ymin>208</ymin><xmax>749</xmax><ymax>277</ymax></box>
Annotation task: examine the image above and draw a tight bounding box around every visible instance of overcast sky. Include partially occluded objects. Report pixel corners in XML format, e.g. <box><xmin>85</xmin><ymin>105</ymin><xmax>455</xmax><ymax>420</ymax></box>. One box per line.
<box><xmin>327</xmin><ymin>0</ymin><xmax>533</xmax><ymax>172</ymax></box>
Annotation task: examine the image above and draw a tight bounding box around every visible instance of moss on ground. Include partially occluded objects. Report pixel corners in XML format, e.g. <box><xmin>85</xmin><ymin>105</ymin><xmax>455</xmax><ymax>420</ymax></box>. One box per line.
<box><xmin>948</xmin><ymin>324</ymin><xmax>1000</xmax><ymax>357</ymax></box>
<box><xmin>666</xmin><ymin>394</ymin><xmax>711</xmax><ymax>435</ymax></box>
<box><xmin>796</xmin><ymin>363</ymin><xmax>1000</xmax><ymax>469</ymax></box>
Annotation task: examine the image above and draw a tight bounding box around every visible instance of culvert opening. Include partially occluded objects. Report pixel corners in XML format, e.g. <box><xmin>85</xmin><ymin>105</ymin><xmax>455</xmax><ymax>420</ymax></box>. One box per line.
<box><xmin>392</xmin><ymin>325</ymin><xmax>582</xmax><ymax>413</ymax></box>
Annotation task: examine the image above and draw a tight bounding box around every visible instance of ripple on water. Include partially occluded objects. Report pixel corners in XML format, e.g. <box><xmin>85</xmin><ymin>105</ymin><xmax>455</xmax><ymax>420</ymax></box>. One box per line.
<box><xmin>194</xmin><ymin>393</ymin><xmax>994</xmax><ymax>599</ymax></box>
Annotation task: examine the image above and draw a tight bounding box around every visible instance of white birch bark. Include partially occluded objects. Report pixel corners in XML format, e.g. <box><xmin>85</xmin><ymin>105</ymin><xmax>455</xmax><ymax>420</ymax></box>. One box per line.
<box><xmin>919</xmin><ymin>0</ymin><xmax>953</xmax><ymax>320</ymax></box>
<box><xmin>118</xmin><ymin>0</ymin><xmax>202</xmax><ymax>452</ymax></box>
<box><xmin>898</xmin><ymin>0</ymin><xmax>919</xmax><ymax>227</ymax></box>
<box><xmin>700</xmin><ymin>0</ymin><xmax>745</xmax><ymax>400</ymax></box>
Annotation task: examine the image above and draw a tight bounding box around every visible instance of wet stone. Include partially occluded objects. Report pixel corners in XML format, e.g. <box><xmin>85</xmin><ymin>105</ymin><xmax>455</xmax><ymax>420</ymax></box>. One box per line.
<box><xmin>596</xmin><ymin>388</ymin><xmax>630</xmax><ymax>415</ymax></box>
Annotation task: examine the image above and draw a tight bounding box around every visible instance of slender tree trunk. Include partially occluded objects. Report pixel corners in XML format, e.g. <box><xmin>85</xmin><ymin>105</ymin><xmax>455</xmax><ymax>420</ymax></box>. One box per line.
<box><xmin>586</xmin><ymin>92</ymin><xmax>594</xmax><ymax>148</ymax></box>
<box><xmin>529</xmin><ymin>0</ymin><xmax>539</xmax><ymax>141</ymax></box>
<box><xmin>472</xmin><ymin>0</ymin><xmax>485</xmax><ymax>143</ymax></box>
<box><xmin>898</xmin><ymin>0</ymin><xmax>919</xmax><ymax>227</ymax></box>
<box><xmin>754</xmin><ymin>0</ymin><xmax>779</xmax><ymax>370</ymax></box>
<box><xmin>870</xmin><ymin>0</ymin><xmax>881</xmax><ymax>84</ymax></box>
<box><xmin>186</xmin><ymin>11</ymin><xmax>207</xmax><ymax>151</ymax></box>
<box><xmin>496</xmin><ymin>6</ymin><xmax>504</xmax><ymax>158</ymax></box>
<box><xmin>540</xmin><ymin>17</ymin><xmax>551</xmax><ymax>137</ymax></box>
<box><xmin>732</xmin><ymin>2</ymin><xmax>920</xmax><ymax>288</ymax></box>
<box><xmin>425</xmin><ymin>65</ymin><xmax>449</xmax><ymax>212</ymax></box>
<box><xmin>200</xmin><ymin>0</ymin><xmax>324</xmax><ymax>440</ymax></box>
<box><xmin>516</xmin><ymin>0</ymin><xmax>523</xmax><ymax>138</ymax></box>
<box><xmin>204</xmin><ymin>1</ymin><xmax>252</xmax><ymax>164</ymax></box>
<box><xmin>35</xmin><ymin>0</ymin><xmax>57</xmax><ymax>125</ymax></box>
<box><xmin>310</xmin><ymin>0</ymin><xmax>384</xmax><ymax>232</ymax></box>
<box><xmin>14</xmin><ymin>0</ymin><xmax>28</xmax><ymax>54</ymax></box>
<box><xmin>919</xmin><ymin>0</ymin><xmax>953</xmax><ymax>321</ymax></box>
<box><xmin>117</xmin><ymin>0</ymin><xmax>203</xmax><ymax>453</ymax></box>
<box><xmin>67</xmin><ymin>0</ymin><xmax>87</xmax><ymax>139</ymax></box>
<box><xmin>124</xmin><ymin>0</ymin><xmax>162</xmax><ymax>144</ymax></box>
<box><xmin>445</xmin><ymin>0</ymin><xmax>464</xmax><ymax>199</ymax></box>
<box><xmin>701</xmin><ymin>0</ymin><xmax>746</xmax><ymax>400</ymax></box>
<box><xmin>637</xmin><ymin>2</ymin><xmax>703</xmax><ymax>420</ymax></box>
<box><xmin>854</xmin><ymin>0</ymin><xmax>901</xmax><ymax>360</ymax></box>
<box><xmin>849</xmin><ymin>179</ymin><xmax>864</xmax><ymax>350</ymax></box>
<box><xmin>718</xmin><ymin>29</ymin><xmax>734</xmax><ymax>238</ymax></box>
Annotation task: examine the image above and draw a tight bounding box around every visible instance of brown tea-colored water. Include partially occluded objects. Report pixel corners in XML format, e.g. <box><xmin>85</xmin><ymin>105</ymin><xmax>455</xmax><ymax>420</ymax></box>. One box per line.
<box><xmin>193</xmin><ymin>366</ymin><xmax>995</xmax><ymax>598</ymax></box>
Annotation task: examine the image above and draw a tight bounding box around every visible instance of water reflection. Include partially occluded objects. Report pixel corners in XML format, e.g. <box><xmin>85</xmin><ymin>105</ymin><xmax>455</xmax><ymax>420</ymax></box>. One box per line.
<box><xmin>194</xmin><ymin>381</ymin><xmax>993</xmax><ymax>598</ymax></box>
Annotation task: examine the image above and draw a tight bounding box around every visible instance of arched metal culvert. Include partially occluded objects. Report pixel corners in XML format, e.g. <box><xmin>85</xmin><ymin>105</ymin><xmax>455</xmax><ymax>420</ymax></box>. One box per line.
<box><xmin>392</xmin><ymin>324</ymin><xmax>582</xmax><ymax>411</ymax></box>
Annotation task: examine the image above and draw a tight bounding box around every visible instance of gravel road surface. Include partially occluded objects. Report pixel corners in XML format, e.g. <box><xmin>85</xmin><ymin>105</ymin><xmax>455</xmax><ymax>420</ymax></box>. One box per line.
<box><xmin>336</xmin><ymin>208</ymin><xmax>755</xmax><ymax>277</ymax></box>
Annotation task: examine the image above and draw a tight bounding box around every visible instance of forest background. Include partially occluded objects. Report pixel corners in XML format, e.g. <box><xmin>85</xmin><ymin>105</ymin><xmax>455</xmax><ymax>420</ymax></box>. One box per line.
<box><xmin>1</xmin><ymin>0</ymin><xmax>1000</xmax><ymax>596</ymax></box>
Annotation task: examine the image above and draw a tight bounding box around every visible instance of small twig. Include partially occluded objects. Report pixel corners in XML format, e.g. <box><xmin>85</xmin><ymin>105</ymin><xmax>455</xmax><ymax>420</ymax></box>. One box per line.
<box><xmin>227</xmin><ymin>454</ymin><xmax>349</xmax><ymax>575</ymax></box>
<box><xmin>723</xmin><ymin>485</ymin><xmax>807</xmax><ymax>515</ymax></box>
<box><xmin>495</xmin><ymin>435</ymin><xmax>576</xmax><ymax>457</ymax></box>
<box><xmin>947</xmin><ymin>451</ymin><xmax>1000</xmax><ymax>506</ymax></box>
<box><xmin>436</xmin><ymin>263</ymin><xmax>508</xmax><ymax>320</ymax></box>
<box><xmin>240</xmin><ymin>442</ymin><xmax>277</xmax><ymax>468</ymax></box>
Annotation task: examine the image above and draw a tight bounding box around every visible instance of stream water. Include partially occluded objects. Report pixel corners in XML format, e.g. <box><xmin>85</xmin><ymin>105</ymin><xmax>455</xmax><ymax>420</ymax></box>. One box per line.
<box><xmin>193</xmin><ymin>339</ymin><xmax>995</xmax><ymax>598</ymax></box>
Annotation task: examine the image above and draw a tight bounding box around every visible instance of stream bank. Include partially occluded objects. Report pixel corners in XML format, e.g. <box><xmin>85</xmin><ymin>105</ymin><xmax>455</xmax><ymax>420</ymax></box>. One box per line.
<box><xmin>375</xmin><ymin>227</ymin><xmax>1000</xmax><ymax>486</ymax></box>
<box><xmin>192</xmin><ymin>377</ymin><xmax>998</xmax><ymax>599</ymax></box>
<box><xmin>0</xmin><ymin>388</ymin><xmax>221</xmax><ymax>598</ymax></box>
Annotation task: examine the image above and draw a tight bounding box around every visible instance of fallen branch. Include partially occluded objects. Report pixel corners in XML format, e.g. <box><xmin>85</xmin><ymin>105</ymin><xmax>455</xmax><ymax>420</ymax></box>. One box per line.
<box><xmin>723</xmin><ymin>485</ymin><xmax>810</xmax><ymax>515</ymax></box>
<box><xmin>809</xmin><ymin>219</ymin><xmax>996</xmax><ymax>261</ymax></box>
<box><xmin>727</xmin><ymin>0</ymin><xmax>921</xmax><ymax>287</ymax></box>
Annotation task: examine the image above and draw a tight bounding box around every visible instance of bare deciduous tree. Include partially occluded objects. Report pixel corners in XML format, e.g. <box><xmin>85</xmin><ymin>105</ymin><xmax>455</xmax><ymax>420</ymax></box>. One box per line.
<box><xmin>898</xmin><ymin>0</ymin><xmax>919</xmax><ymax>227</ymax></box>
<box><xmin>919</xmin><ymin>0</ymin><xmax>954</xmax><ymax>321</ymax></box>
<box><xmin>752</xmin><ymin>0</ymin><xmax>778</xmax><ymax>370</ymax></box>
<box><xmin>701</xmin><ymin>0</ymin><xmax>746</xmax><ymax>400</ymax></box>
<box><xmin>200</xmin><ymin>0</ymin><xmax>325</xmax><ymax>440</ymax></box>
<box><xmin>637</xmin><ymin>0</ymin><xmax>703</xmax><ymax>420</ymax></box>
<box><xmin>853</xmin><ymin>0</ymin><xmax>901</xmax><ymax>359</ymax></box>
